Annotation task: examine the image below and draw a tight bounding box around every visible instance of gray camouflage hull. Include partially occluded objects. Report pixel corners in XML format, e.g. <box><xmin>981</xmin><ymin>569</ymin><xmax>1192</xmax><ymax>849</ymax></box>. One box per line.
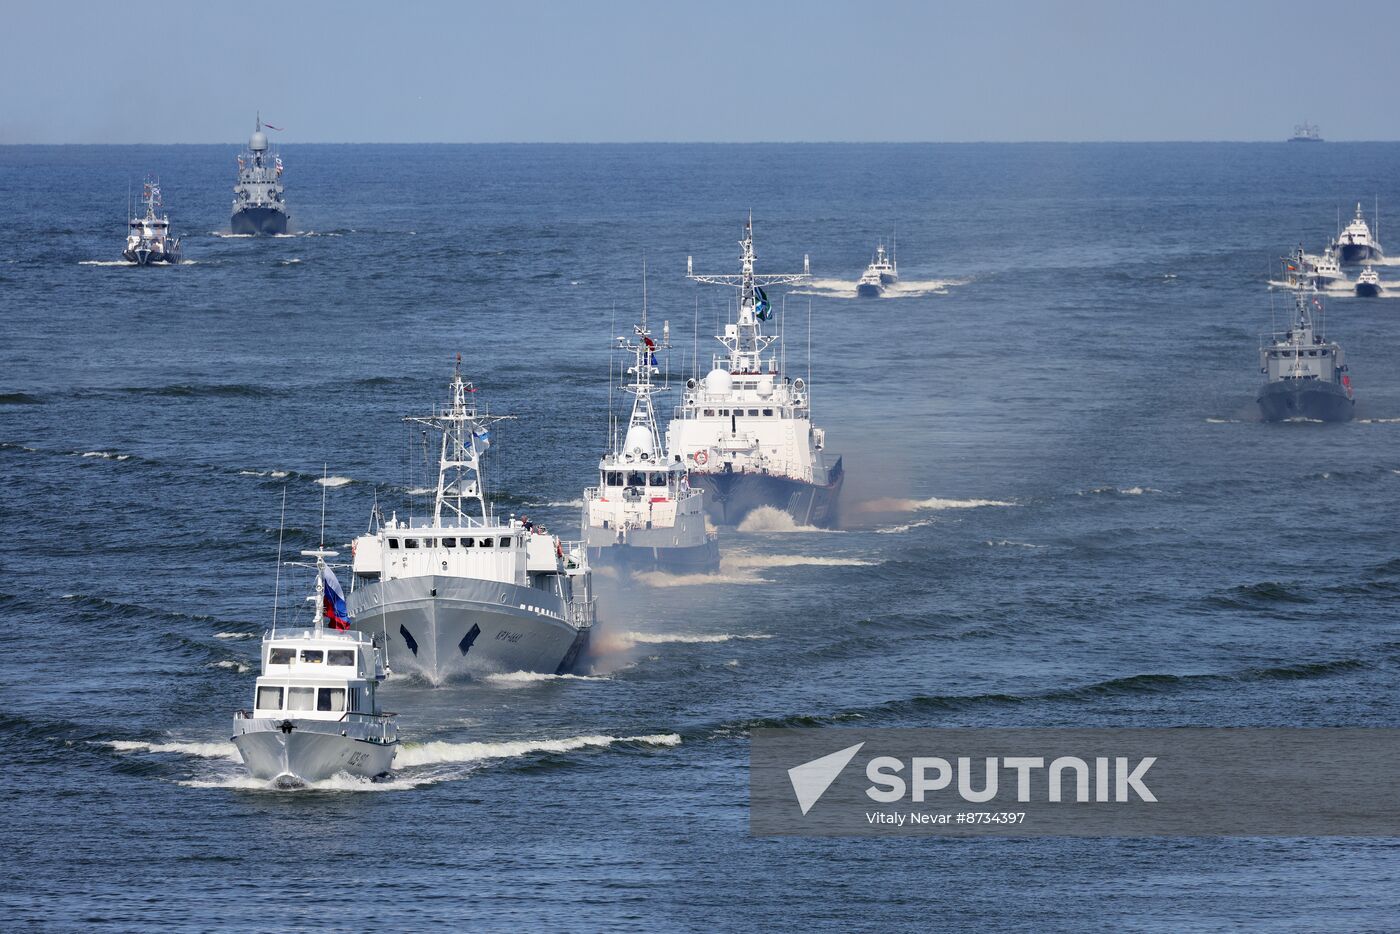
<box><xmin>349</xmin><ymin>575</ymin><xmax>589</xmax><ymax>683</ymax></box>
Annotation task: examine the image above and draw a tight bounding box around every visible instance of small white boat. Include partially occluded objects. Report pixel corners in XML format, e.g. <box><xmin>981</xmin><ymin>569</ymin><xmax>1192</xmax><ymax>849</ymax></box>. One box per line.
<box><xmin>232</xmin><ymin>549</ymin><xmax>398</xmax><ymax>786</ymax></box>
<box><xmin>123</xmin><ymin>179</ymin><xmax>181</xmax><ymax>266</ymax></box>
<box><xmin>1300</xmin><ymin>245</ymin><xmax>1346</xmax><ymax>290</ymax></box>
<box><xmin>1356</xmin><ymin>266</ymin><xmax>1382</xmax><ymax>297</ymax></box>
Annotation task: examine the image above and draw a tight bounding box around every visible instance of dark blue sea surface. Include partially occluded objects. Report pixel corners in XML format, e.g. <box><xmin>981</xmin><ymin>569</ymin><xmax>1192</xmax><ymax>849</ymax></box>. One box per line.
<box><xmin>4</xmin><ymin>142</ymin><xmax>1400</xmax><ymax>931</ymax></box>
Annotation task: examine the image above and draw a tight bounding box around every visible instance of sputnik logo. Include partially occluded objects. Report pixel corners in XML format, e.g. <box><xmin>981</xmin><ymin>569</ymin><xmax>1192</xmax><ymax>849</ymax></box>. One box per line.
<box><xmin>787</xmin><ymin>742</ymin><xmax>865</xmax><ymax>815</ymax></box>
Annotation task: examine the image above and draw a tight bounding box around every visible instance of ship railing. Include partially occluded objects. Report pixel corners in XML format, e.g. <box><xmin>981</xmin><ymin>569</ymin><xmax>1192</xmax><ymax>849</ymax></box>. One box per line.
<box><xmin>568</xmin><ymin>597</ymin><xmax>597</xmax><ymax>631</ymax></box>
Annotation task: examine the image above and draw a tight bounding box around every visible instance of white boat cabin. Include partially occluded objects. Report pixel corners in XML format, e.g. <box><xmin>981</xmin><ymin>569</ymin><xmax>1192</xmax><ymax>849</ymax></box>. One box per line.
<box><xmin>248</xmin><ymin>628</ymin><xmax>385</xmax><ymax>723</ymax></box>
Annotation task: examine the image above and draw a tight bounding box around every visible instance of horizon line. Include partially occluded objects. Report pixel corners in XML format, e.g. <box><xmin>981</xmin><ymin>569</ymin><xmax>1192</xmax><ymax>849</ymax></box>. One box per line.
<box><xmin>2</xmin><ymin>138</ymin><xmax>1398</xmax><ymax>147</ymax></box>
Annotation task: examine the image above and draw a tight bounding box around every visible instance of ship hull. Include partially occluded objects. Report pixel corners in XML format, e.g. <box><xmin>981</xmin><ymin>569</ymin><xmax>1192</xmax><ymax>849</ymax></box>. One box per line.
<box><xmin>691</xmin><ymin>460</ymin><xmax>843</xmax><ymax>528</ymax></box>
<box><xmin>1356</xmin><ymin>282</ymin><xmax>1382</xmax><ymax>297</ymax></box>
<box><xmin>232</xmin><ymin>724</ymin><xmax>395</xmax><ymax>785</ymax></box>
<box><xmin>349</xmin><ymin>575</ymin><xmax>589</xmax><ymax>683</ymax></box>
<box><xmin>1257</xmin><ymin>380</ymin><xmax>1354</xmax><ymax>423</ymax></box>
<box><xmin>122</xmin><ymin>248</ymin><xmax>179</xmax><ymax>266</ymax></box>
<box><xmin>588</xmin><ymin>536</ymin><xmax>720</xmax><ymax>575</ymax></box>
<box><xmin>1337</xmin><ymin>244</ymin><xmax>1382</xmax><ymax>264</ymax></box>
<box><xmin>879</xmin><ymin>273</ymin><xmax>898</xmax><ymax>285</ymax></box>
<box><xmin>231</xmin><ymin>206</ymin><xmax>289</xmax><ymax>235</ymax></box>
<box><xmin>856</xmin><ymin>282</ymin><xmax>884</xmax><ymax>298</ymax></box>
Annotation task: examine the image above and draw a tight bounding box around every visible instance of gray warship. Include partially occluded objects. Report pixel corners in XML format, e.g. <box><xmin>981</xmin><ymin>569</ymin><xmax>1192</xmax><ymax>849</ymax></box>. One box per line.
<box><xmin>122</xmin><ymin>179</ymin><xmax>181</xmax><ymax>265</ymax></box>
<box><xmin>348</xmin><ymin>362</ymin><xmax>595</xmax><ymax>683</ymax></box>
<box><xmin>1257</xmin><ymin>284</ymin><xmax>1354</xmax><ymax>422</ymax></box>
<box><xmin>231</xmin><ymin>116</ymin><xmax>289</xmax><ymax>235</ymax></box>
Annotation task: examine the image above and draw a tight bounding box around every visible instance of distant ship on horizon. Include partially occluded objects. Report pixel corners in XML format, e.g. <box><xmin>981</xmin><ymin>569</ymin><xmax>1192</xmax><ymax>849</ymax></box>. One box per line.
<box><xmin>1288</xmin><ymin>122</ymin><xmax>1324</xmax><ymax>143</ymax></box>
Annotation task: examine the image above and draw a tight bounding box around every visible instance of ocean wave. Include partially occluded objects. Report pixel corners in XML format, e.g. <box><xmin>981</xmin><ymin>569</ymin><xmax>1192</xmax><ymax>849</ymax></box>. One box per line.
<box><xmin>214</xmin><ymin>631</ymin><xmax>256</xmax><ymax>639</ymax></box>
<box><xmin>396</xmin><ymin>732</ymin><xmax>680</xmax><ymax>768</ymax></box>
<box><xmin>1204</xmin><ymin>418</ymin><xmax>1241</xmax><ymax>424</ymax></box>
<box><xmin>984</xmin><ymin>539</ymin><xmax>1044</xmax><ymax>548</ymax></box>
<box><xmin>875</xmin><ymin>518</ymin><xmax>936</xmax><ymax>534</ymax></box>
<box><xmin>0</xmin><ymin>392</ymin><xmax>42</xmax><ymax>405</ymax></box>
<box><xmin>80</xmin><ymin>450</ymin><xmax>133</xmax><ymax>461</ymax></box>
<box><xmin>208</xmin><ymin>660</ymin><xmax>252</xmax><ymax>674</ymax></box>
<box><xmin>316</xmin><ymin>476</ymin><xmax>353</xmax><ymax>488</ymax></box>
<box><xmin>1079</xmin><ymin>486</ymin><xmax>1162</xmax><ymax>496</ymax></box>
<box><xmin>78</xmin><ymin>259</ymin><xmax>135</xmax><ymax>266</ymax></box>
<box><xmin>178</xmin><ymin>773</ymin><xmax>423</xmax><ymax>792</ymax></box>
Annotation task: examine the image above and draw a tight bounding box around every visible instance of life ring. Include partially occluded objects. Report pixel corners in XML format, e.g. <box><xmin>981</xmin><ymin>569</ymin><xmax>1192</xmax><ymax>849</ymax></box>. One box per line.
<box><xmin>694</xmin><ymin>450</ymin><xmax>709</xmax><ymax>465</ymax></box>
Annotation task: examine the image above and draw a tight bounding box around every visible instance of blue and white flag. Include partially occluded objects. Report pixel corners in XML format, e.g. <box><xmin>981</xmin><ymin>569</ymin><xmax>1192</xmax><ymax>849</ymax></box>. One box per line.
<box><xmin>473</xmin><ymin>426</ymin><xmax>491</xmax><ymax>449</ymax></box>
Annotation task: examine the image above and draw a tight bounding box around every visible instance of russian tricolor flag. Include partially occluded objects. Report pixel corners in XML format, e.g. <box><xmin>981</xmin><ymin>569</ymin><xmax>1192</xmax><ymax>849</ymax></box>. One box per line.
<box><xmin>321</xmin><ymin>565</ymin><xmax>350</xmax><ymax>631</ymax></box>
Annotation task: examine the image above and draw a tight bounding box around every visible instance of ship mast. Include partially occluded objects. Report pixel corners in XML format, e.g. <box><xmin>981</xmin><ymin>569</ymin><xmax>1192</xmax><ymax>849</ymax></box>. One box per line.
<box><xmin>407</xmin><ymin>357</ymin><xmax>512</xmax><ymax>526</ymax></box>
<box><xmin>686</xmin><ymin>213</ymin><xmax>810</xmax><ymax>375</ymax></box>
<box><xmin>614</xmin><ymin>288</ymin><xmax>670</xmax><ymax>458</ymax></box>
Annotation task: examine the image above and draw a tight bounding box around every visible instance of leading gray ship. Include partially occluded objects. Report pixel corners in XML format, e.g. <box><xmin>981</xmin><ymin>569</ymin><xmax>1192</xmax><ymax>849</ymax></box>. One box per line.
<box><xmin>1257</xmin><ymin>284</ymin><xmax>1355</xmax><ymax>422</ymax></box>
<box><xmin>231</xmin><ymin>115</ymin><xmax>289</xmax><ymax>235</ymax></box>
<box><xmin>349</xmin><ymin>361</ymin><xmax>595</xmax><ymax>683</ymax></box>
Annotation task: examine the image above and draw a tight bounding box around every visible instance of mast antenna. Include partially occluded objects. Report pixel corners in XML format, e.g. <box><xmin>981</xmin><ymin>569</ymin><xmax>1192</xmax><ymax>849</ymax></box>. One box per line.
<box><xmin>271</xmin><ymin>485</ymin><xmax>287</xmax><ymax>633</ymax></box>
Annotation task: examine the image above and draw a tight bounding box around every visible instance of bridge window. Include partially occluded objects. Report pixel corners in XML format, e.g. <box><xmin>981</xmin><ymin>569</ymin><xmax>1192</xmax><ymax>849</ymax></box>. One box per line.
<box><xmin>627</xmin><ymin>471</ymin><xmax>646</xmax><ymax>486</ymax></box>
<box><xmin>606</xmin><ymin>471</ymin><xmax>623</xmax><ymax>486</ymax></box>
<box><xmin>719</xmin><ymin>409</ymin><xmax>730</xmax><ymax>416</ymax></box>
<box><xmin>287</xmin><ymin>687</ymin><xmax>315</xmax><ymax>711</ymax></box>
<box><xmin>443</xmin><ymin>537</ymin><xmax>456</xmax><ymax>547</ymax></box>
<box><xmin>317</xmin><ymin>688</ymin><xmax>346</xmax><ymax>712</ymax></box>
<box><xmin>387</xmin><ymin>538</ymin><xmax>400</xmax><ymax>549</ymax></box>
<box><xmin>405</xmin><ymin>538</ymin><xmax>419</xmax><ymax>549</ymax></box>
<box><xmin>256</xmin><ymin>686</ymin><xmax>283</xmax><ymax>710</ymax></box>
<box><xmin>479</xmin><ymin>537</ymin><xmax>494</xmax><ymax>548</ymax></box>
<box><xmin>300</xmin><ymin>650</ymin><xmax>324</xmax><ymax>664</ymax></box>
<box><xmin>269</xmin><ymin>648</ymin><xmax>295</xmax><ymax>665</ymax></box>
<box><xmin>649</xmin><ymin>472</ymin><xmax>666</xmax><ymax>486</ymax></box>
<box><xmin>328</xmin><ymin>650</ymin><xmax>355</xmax><ymax>666</ymax></box>
<box><xmin>703</xmin><ymin>409</ymin><xmax>715</xmax><ymax>417</ymax></box>
<box><xmin>763</xmin><ymin>409</ymin><xmax>774</xmax><ymax>416</ymax></box>
<box><xmin>462</xmin><ymin>538</ymin><xmax>475</xmax><ymax>548</ymax></box>
<box><xmin>748</xmin><ymin>409</ymin><xmax>759</xmax><ymax>416</ymax></box>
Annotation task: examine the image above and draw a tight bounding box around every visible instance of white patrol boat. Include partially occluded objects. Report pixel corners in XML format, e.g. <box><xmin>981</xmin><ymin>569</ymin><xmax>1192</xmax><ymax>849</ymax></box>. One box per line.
<box><xmin>1336</xmin><ymin>202</ymin><xmax>1384</xmax><ymax>265</ymax></box>
<box><xmin>122</xmin><ymin>179</ymin><xmax>181</xmax><ymax>266</ymax></box>
<box><xmin>1257</xmin><ymin>284</ymin><xmax>1355</xmax><ymax>422</ymax></box>
<box><xmin>232</xmin><ymin>550</ymin><xmax>398</xmax><ymax>787</ymax></box>
<box><xmin>856</xmin><ymin>241</ymin><xmax>897</xmax><ymax>297</ymax></box>
<box><xmin>231</xmin><ymin>115</ymin><xmax>289</xmax><ymax>235</ymax></box>
<box><xmin>668</xmin><ymin>217</ymin><xmax>844</xmax><ymax>528</ymax></box>
<box><xmin>349</xmin><ymin>361</ymin><xmax>595</xmax><ymax>683</ymax></box>
<box><xmin>1356</xmin><ymin>265</ymin><xmax>1382</xmax><ymax>297</ymax></box>
<box><xmin>1304</xmin><ymin>244</ymin><xmax>1346</xmax><ymax>290</ymax></box>
<box><xmin>582</xmin><ymin>304</ymin><xmax>719</xmax><ymax>574</ymax></box>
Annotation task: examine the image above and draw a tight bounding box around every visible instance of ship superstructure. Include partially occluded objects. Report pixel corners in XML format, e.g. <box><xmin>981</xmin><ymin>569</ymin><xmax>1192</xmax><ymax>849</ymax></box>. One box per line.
<box><xmin>582</xmin><ymin>301</ymin><xmax>719</xmax><ymax>573</ymax></box>
<box><xmin>231</xmin><ymin>115</ymin><xmax>289</xmax><ymax>235</ymax></box>
<box><xmin>666</xmin><ymin>217</ymin><xmax>843</xmax><ymax>527</ymax></box>
<box><xmin>122</xmin><ymin>179</ymin><xmax>181</xmax><ymax>266</ymax></box>
<box><xmin>1257</xmin><ymin>284</ymin><xmax>1354</xmax><ymax>422</ymax></box>
<box><xmin>1288</xmin><ymin>122</ymin><xmax>1324</xmax><ymax>142</ymax></box>
<box><xmin>348</xmin><ymin>361</ymin><xmax>594</xmax><ymax>682</ymax></box>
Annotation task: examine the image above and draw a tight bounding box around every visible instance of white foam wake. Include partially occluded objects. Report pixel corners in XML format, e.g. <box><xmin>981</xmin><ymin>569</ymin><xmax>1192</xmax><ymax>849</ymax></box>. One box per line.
<box><xmin>724</xmin><ymin>552</ymin><xmax>876</xmax><ymax>569</ymax></box>
<box><xmin>107</xmin><ymin>739</ymin><xmax>240</xmax><ymax>760</ymax></box>
<box><xmin>484</xmin><ymin>671</ymin><xmax>609</xmax><ymax>684</ymax></box>
<box><xmin>316</xmin><ymin>476</ymin><xmax>353</xmax><ymax>488</ymax></box>
<box><xmin>1080</xmin><ymin>486</ymin><xmax>1161</xmax><ymax>496</ymax></box>
<box><xmin>856</xmin><ymin>496</ymin><xmax>1014</xmax><ymax>513</ymax></box>
<box><xmin>737</xmin><ymin>506</ymin><xmax>825</xmax><ymax>532</ymax></box>
<box><xmin>620</xmin><ymin>631</ymin><xmax>772</xmax><ymax>645</ymax></box>
<box><xmin>209</xmin><ymin>660</ymin><xmax>251</xmax><ymax>673</ymax></box>
<box><xmin>214</xmin><ymin>631</ymin><xmax>255</xmax><ymax>640</ymax></box>
<box><xmin>79</xmin><ymin>260</ymin><xmax>135</xmax><ymax>266</ymax></box>
<box><xmin>396</xmin><ymin>733</ymin><xmax>680</xmax><ymax>768</ymax></box>
<box><xmin>80</xmin><ymin>451</ymin><xmax>132</xmax><ymax>460</ymax></box>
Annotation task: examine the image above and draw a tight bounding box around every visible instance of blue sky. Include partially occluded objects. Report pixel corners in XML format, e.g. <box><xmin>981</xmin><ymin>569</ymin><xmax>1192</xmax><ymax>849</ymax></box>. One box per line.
<box><xmin>4</xmin><ymin>0</ymin><xmax>1397</xmax><ymax>143</ymax></box>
